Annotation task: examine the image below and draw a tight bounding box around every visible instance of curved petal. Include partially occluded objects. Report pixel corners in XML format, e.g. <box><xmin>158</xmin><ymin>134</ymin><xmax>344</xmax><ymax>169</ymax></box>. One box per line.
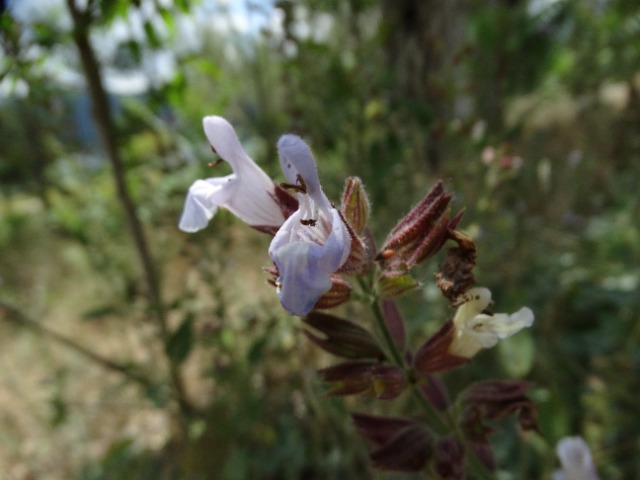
<box><xmin>491</xmin><ymin>307</ymin><xmax>534</xmax><ymax>339</ymax></box>
<box><xmin>178</xmin><ymin>177</ymin><xmax>235</xmax><ymax>232</ymax></box>
<box><xmin>453</xmin><ymin>288</ymin><xmax>492</xmax><ymax>327</ymax></box>
<box><xmin>202</xmin><ymin>116</ymin><xmax>250</xmax><ymax>169</ymax></box>
<box><xmin>273</xmin><ymin>242</ymin><xmax>334</xmax><ymax>316</ymax></box>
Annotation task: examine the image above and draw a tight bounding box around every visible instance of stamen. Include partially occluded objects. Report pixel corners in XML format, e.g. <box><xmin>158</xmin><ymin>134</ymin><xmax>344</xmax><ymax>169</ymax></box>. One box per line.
<box><xmin>300</xmin><ymin>218</ymin><xmax>317</xmax><ymax>227</ymax></box>
<box><xmin>282</xmin><ymin>174</ymin><xmax>309</xmax><ymax>194</ymax></box>
<box><xmin>280</xmin><ymin>182</ymin><xmax>307</xmax><ymax>193</ymax></box>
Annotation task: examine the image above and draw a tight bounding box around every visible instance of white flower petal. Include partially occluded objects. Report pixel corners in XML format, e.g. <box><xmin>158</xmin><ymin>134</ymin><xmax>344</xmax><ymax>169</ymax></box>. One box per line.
<box><xmin>492</xmin><ymin>307</ymin><xmax>535</xmax><ymax>339</ymax></box>
<box><xmin>179</xmin><ymin>116</ymin><xmax>285</xmax><ymax>231</ymax></box>
<box><xmin>449</xmin><ymin>288</ymin><xmax>535</xmax><ymax>358</ymax></box>
<box><xmin>178</xmin><ymin>178</ymin><xmax>234</xmax><ymax>232</ymax></box>
<box><xmin>202</xmin><ymin>116</ymin><xmax>249</xmax><ymax>169</ymax></box>
<box><xmin>453</xmin><ymin>287</ymin><xmax>492</xmax><ymax>326</ymax></box>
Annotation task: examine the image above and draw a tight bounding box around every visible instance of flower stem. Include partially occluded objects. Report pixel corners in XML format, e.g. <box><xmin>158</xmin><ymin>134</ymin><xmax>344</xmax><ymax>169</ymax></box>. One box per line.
<box><xmin>368</xmin><ymin>296</ymin><xmax>449</xmax><ymax>435</ymax></box>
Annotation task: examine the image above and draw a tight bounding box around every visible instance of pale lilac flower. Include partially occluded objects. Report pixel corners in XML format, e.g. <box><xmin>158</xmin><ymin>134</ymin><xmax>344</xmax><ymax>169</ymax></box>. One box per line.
<box><xmin>448</xmin><ymin>288</ymin><xmax>534</xmax><ymax>358</ymax></box>
<box><xmin>553</xmin><ymin>436</ymin><xmax>599</xmax><ymax>480</ymax></box>
<box><xmin>179</xmin><ymin>116</ymin><xmax>285</xmax><ymax>232</ymax></box>
<box><xmin>269</xmin><ymin>135</ymin><xmax>351</xmax><ymax>316</ymax></box>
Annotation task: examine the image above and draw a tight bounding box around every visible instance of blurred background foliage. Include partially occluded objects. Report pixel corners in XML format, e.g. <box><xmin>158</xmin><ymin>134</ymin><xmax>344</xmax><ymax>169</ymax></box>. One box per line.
<box><xmin>0</xmin><ymin>0</ymin><xmax>639</xmax><ymax>478</ymax></box>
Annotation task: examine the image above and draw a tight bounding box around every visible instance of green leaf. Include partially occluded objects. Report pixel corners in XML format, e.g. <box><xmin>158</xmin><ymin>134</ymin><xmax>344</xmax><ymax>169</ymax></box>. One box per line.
<box><xmin>165</xmin><ymin>315</ymin><xmax>194</xmax><ymax>365</ymax></box>
<box><xmin>376</xmin><ymin>271</ymin><xmax>421</xmax><ymax>298</ymax></box>
<box><xmin>158</xmin><ymin>7</ymin><xmax>176</xmax><ymax>33</ymax></box>
<box><xmin>498</xmin><ymin>330</ymin><xmax>535</xmax><ymax>378</ymax></box>
<box><xmin>143</xmin><ymin>21</ymin><xmax>161</xmax><ymax>49</ymax></box>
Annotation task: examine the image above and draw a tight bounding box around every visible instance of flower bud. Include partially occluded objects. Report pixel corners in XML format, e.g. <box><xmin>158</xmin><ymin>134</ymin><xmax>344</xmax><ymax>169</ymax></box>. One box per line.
<box><xmin>318</xmin><ymin>361</ymin><xmax>407</xmax><ymax>400</ymax></box>
<box><xmin>352</xmin><ymin>414</ymin><xmax>434</xmax><ymax>472</ymax></box>
<box><xmin>434</xmin><ymin>436</ymin><xmax>465</xmax><ymax>480</ymax></box>
<box><xmin>303</xmin><ymin>312</ymin><xmax>383</xmax><ymax>360</ymax></box>
<box><xmin>340</xmin><ymin>176</ymin><xmax>370</xmax><ymax>234</ymax></box>
<box><xmin>378</xmin><ymin>181</ymin><xmax>460</xmax><ymax>270</ymax></box>
<box><xmin>460</xmin><ymin>380</ymin><xmax>540</xmax><ymax>439</ymax></box>
<box><xmin>435</xmin><ymin>229</ymin><xmax>477</xmax><ymax>305</ymax></box>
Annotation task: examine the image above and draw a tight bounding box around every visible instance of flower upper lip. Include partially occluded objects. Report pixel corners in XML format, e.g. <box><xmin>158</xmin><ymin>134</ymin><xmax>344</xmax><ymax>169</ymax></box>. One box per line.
<box><xmin>178</xmin><ymin>116</ymin><xmax>285</xmax><ymax>232</ymax></box>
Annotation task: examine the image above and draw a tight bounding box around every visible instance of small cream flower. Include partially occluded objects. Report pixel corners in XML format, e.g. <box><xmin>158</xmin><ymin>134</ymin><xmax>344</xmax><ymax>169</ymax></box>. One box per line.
<box><xmin>448</xmin><ymin>287</ymin><xmax>534</xmax><ymax>358</ymax></box>
<box><xmin>553</xmin><ymin>436</ymin><xmax>599</xmax><ymax>480</ymax></box>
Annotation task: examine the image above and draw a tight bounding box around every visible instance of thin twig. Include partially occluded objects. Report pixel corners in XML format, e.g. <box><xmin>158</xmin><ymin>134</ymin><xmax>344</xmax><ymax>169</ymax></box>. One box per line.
<box><xmin>0</xmin><ymin>300</ymin><xmax>154</xmax><ymax>390</ymax></box>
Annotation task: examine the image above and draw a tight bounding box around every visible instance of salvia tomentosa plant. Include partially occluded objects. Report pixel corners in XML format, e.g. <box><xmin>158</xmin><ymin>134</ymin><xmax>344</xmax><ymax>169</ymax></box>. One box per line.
<box><xmin>180</xmin><ymin>115</ymin><xmax>540</xmax><ymax>478</ymax></box>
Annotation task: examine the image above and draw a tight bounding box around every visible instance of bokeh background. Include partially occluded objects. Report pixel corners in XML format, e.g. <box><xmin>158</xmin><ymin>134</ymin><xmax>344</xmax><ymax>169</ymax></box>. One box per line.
<box><xmin>1</xmin><ymin>0</ymin><xmax>639</xmax><ymax>478</ymax></box>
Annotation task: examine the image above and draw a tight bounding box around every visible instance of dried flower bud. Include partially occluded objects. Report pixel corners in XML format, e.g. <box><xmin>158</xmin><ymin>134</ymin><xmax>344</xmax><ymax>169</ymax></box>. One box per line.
<box><xmin>378</xmin><ymin>181</ymin><xmax>460</xmax><ymax>270</ymax></box>
<box><xmin>318</xmin><ymin>361</ymin><xmax>407</xmax><ymax>400</ymax></box>
<box><xmin>435</xmin><ymin>229</ymin><xmax>477</xmax><ymax>305</ymax></box>
<box><xmin>341</xmin><ymin>176</ymin><xmax>370</xmax><ymax>234</ymax></box>
<box><xmin>303</xmin><ymin>312</ymin><xmax>383</xmax><ymax>360</ymax></box>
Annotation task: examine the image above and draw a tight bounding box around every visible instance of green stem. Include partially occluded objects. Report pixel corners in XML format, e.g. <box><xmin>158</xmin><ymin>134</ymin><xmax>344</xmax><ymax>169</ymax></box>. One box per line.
<box><xmin>369</xmin><ymin>297</ymin><xmax>449</xmax><ymax>435</ymax></box>
<box><xmin>369</xmin><ymin>296</ymin><xmax>404</xmax><ymax>367</ymax></box>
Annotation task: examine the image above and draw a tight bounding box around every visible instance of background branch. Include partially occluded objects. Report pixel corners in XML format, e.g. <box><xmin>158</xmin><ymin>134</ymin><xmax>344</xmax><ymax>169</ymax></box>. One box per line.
<box><xmin>65</xmin><ymin>0</ymin><xmax>192</xmax><ymax>417</ymax></box>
